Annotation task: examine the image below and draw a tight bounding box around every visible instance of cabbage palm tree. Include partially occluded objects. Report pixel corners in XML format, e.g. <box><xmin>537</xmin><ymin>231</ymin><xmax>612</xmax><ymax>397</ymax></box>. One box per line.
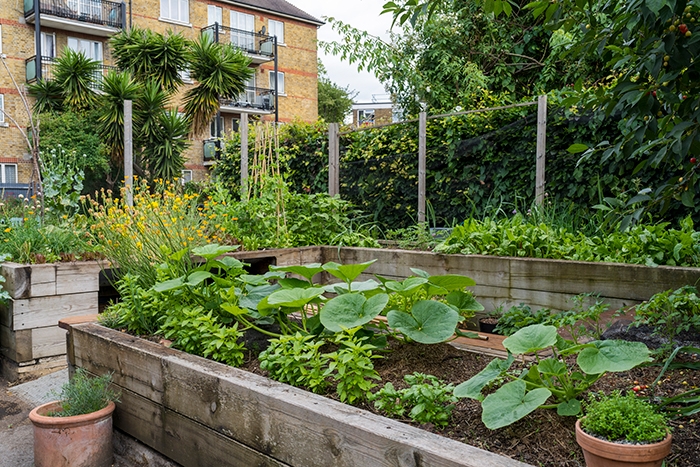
<box><xmin>184</xmin><ymin>34</ymin><xmax>253</xmax><ymax>136</ymax></box>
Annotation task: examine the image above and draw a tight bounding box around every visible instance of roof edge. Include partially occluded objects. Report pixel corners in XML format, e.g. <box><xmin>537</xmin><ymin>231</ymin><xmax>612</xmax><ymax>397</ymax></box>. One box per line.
<box><xmin>224</xmin><ymin>1</ymin><xmax>325</xmax><ymax>26</ymax></box>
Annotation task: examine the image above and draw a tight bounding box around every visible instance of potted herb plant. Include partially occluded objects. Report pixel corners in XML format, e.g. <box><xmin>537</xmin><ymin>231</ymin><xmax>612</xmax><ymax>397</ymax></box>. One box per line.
<box><xmin>478</xmin><ymin>307</ymin><xmax>503</xmax><ymax>334</ymax></box>
<box><xmin>575</xmin><ymin>391</ymin><xmax>671</xmax><ymax>467</ymax></box>
<box><xmin>29</xmin><ymin>368</ymin><xmax>121</xmax><ymax>467</ymax></box>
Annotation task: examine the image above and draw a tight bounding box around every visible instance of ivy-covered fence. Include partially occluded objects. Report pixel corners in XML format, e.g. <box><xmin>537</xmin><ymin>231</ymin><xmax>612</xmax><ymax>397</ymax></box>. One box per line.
<box><xmin>216</xmin><ymin>108</ymin><xmax>689</xmax><ymax>230</ymax></box>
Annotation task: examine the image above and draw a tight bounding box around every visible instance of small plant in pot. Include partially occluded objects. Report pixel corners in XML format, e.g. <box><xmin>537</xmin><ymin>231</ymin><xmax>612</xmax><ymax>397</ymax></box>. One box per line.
<box><xmin>576</xmin><ymin>390</ymin><xmax>671</xmax><ymax>467</ymax></box>
<box><xmin>29</xmin><ymin>368</ymin><xmax>121</xmax><ymax>467</ymax></box>
<box><xmin>478</xmin><ymin>307</ymin><xmax>503</xmax><ymax>334</ymax></box>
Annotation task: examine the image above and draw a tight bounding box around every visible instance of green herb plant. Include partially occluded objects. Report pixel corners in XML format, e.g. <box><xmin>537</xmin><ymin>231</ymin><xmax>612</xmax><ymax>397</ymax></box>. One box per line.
<box><xmin>454</xmin><ymin>324</ymin><xmax>652</xmax><ymax>429</ymax></box>
<box><xmin>633</xmin><ymin>285</ymin><xmax>700</xmax><ymax>352</ymax></box>
<box><xmin>494</xmin><ymin>304</ymin><xmax>552</xmax><ymax>336</ymax></box>
<box><xmin>580</xmin><ymin>391</ymin><xmax>668</xmax><ymax>444</ymax></box>
<box><xmin>51</xmin><ymin>368</ymin><xmax>121</xmax><ymax>417</ymax></box>
<box><xmin>259</xmin><ymin>330</ymin><xmax>381</xmax><ymax>403</ymax></box>
<box><xmin>549</xmin><ymin>293</ymin><xmax>619</xmax><ymax>344</ymax></box>
<box><xmin>371</xmin><ymin>373</ymin><xmax>457</xmax><ymax>427</ymax></box>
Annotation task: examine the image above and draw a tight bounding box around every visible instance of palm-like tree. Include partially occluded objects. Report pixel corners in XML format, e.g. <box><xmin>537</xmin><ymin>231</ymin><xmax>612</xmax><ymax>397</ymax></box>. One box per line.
<box><xmin>51</xmin><ymin>49</ymin><xmax>101</xmax><ymax>112</ymax></box>
<box><xmin>142</xmin><ymin>109</ymin><xmax>190</xmax><ymax>180</ymax></box>
<box><xmin>184</xmin><ymin>34</ymin><xmax>253</xmax><ymax>136</ymax></box>
<box><xmin>110</xmin><ymin>27</ymin><xmax>188</xmax><ymax>93</ymax></box>
<box><xmin>97</xmin><ymin>70</ymin><xmax>141</xmax><ymax>164</ymax></box>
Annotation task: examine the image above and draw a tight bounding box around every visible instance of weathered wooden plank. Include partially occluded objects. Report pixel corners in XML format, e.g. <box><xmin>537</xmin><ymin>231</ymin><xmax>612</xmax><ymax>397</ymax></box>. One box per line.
<box><xmin>70</xmin><ymin>323</ymin><xmax>532</xmax><ymax>467</ymax></box>
<box><xmin>0</xmin><ymin>325</ymin><xmax>32</xmax><ymax>362</ymax></box>
<box><xmin>12</xmin><ymin>292</ymin><xmax>98</xmax><ymax>330</ymax></box>
<box><xmin>0</xmin><ymin>263</ymin><xmax>31</xmax><ymax>299</ymax></box>
<box><xmin>70</xmin><ymin>325</ymin><xmax>168</xmax><ymax>404</ymax></box>
<box><xmin>55</xmin><ymin>263</ymin><xmax>101</xmax><ymax>294</ymax></box>
<box><xmin>28</xmin><ymin>264</ymin><xmax>58</xmax><ymax>297</ymax></box>
<box><xmin>0</xmin><ymin>302</ymin><xmax>12</xmax><ymax>328</ymax></box>
<box><xmin>0</xmin><ymin>354</ymin><xmax>66</xmax><ymax>383</ymax></box>
<box><xmin>114</xmin><ymin>387</ymin><xmax>290</xmax><ymax>467</ymax></box>
<box><xmin>31</xmin><ymin>326</ymin><xmax>67</xmax><ymax>359</ymax></box>
<box><xmin>508</xmin><ymin>288</ymin><xmax>636</xmax><ymax>314</ymax></box>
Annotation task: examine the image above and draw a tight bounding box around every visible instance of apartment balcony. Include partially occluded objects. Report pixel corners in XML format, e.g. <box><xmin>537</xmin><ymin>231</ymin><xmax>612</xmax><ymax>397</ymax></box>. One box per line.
<box><xmin>25</xmin><ymin>55</ymin><xmax>118</xmax><ymax>89</ymax></box>
<box><xmin>24</xmin><ymin>0</ymin><xmax>125</xmax><ymax>37</ymax></box>
<box><xmin>219</xmin><ymin>87</ymin><xmax>275</xmax><ymax>115</ymax></box>
<box><xmin>201</xmin><ymin>24</ymin><xmax>275</xmax><ymax>64</ymax></box>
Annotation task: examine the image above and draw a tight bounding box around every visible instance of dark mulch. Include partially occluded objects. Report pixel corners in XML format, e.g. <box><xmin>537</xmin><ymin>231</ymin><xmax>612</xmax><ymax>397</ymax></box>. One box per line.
<box><xmin>241</xmin><ymin>339</ymin><xmax>700</xmax><ymax>467</ymax></box>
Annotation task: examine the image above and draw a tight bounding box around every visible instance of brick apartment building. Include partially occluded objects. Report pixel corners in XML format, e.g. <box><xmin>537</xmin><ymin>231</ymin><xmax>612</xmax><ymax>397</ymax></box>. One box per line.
<box><xmin>0</xmin><ymin>0</ymin><xmax>322</xmax><ymax>185</ymax></box>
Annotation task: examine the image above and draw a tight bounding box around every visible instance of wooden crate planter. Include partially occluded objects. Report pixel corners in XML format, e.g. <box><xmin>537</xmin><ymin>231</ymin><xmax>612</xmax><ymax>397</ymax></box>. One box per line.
<box><xmin>63</xmin><ymin>321</ymin><xmax>532</xmax><ymax>467</ymax></box>
<box><xmin>0</xmin><ymin>261</ymin><xmax>102</xmax><ymax>381</ymax></box>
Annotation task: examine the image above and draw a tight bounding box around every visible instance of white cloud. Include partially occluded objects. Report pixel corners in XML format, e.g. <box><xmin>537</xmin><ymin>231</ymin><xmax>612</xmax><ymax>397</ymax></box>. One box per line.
<box><xmin>290</xmin><ymin>0</ymin><xmax>394</xmax><ymax>103</ymax></box>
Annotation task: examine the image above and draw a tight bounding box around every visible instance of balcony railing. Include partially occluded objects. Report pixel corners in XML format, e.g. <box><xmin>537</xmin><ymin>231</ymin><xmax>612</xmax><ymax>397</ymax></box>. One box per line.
<box><xmin>24</xmin><ymin>0</ymin><xmax>125</xmax><ymax>29</ymax></box>
<box><xmin>201</xmin><ymin>24</ymin><xmax>275</xmax><ymax>59</ymax></box>
<box><xmin>25</xmin><ymin>55</ymin><xmax>119</xmax><ymax>89</ymax></box>
<box><xmin>220</xmin><ymin>87</ymin><xmax>275</xmax><ymax>112</ymax></box>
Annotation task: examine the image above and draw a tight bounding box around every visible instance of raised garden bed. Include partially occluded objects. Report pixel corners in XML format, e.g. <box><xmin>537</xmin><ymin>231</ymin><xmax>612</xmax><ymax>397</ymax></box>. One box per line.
<box><xmin>0</xmin><ymin>261</ymin><xmax>102</xmax><ymax>381</ymax></box>
<box><xmin>62</xmin><ymin>320</ymin><xmax>531</xmax><ymax>467</ymax></box>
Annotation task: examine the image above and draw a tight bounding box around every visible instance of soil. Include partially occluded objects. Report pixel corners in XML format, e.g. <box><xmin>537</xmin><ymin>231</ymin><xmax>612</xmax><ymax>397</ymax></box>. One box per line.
<box><xmin>240</xmin><ymin>339</ymin><xmax>700</xmax><ymax>467</ymax></box>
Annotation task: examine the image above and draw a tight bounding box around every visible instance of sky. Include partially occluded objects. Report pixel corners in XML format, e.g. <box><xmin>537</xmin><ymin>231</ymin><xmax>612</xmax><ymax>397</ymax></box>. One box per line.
<box><xmin>288</xmin><ymin>0</ymin><xmax>394</xmax><ymax>103</ymax></box>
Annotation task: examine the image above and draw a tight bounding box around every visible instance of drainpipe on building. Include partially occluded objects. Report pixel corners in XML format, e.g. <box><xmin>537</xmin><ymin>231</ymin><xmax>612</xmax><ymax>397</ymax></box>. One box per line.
<box><xmin>273</xmin><ymin>36</ymin><xmax>278</xmax><ymax>124</ymax></box>
<box><xmin>34</xmin><ymin>0</ymin><xmax>42</xmax><ymax>81</ymax></box>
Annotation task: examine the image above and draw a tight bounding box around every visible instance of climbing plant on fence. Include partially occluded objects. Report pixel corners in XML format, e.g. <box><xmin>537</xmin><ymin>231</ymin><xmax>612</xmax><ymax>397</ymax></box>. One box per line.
<box><xmin>216</xmin><ymin>107</ymin><xmax>689</xmax><ymax>230</ymax></box>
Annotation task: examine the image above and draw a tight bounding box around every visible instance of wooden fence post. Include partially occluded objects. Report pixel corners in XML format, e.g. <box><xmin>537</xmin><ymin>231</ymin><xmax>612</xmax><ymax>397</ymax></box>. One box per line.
<box><xmin>535</xmin><ymin>95</ymin><xmax>547</xmax><ymax>205</ymax></box>
<box><xmin>240</xmin><ymin>112</ymin><xmax>249</xmax><ymax>200</ymax></box>
<box><xmin>328</xmin><ymin>123</ymin><xmax>339</xmax><ymax>196</ymax></box>
<box><xmin>418</xmin><ymin>111</ymin><xmax>427</xmax><ymax>224</ymax></box>
<box><xmin>124</xmin><ymin>99</ymin><xmax>133</xmax><ymax>207</ymax></box>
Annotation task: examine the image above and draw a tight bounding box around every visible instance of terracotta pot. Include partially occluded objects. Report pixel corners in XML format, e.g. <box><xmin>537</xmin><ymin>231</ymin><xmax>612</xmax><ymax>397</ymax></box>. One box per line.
<box><xmin>29</xmin><ymin>400</ymin><xmax>115</xmax><ymax>467</ymax></box>
<box><xmin>575</xmin><ymin>419</ymin><xmax>671</xmax><ymax>467</ymax></box>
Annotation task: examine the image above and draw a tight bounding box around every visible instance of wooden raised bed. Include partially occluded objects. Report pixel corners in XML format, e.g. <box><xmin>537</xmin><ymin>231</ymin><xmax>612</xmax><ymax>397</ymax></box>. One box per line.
<box><xmin>0</xmin><ymin>261</ymin><xmax>102</xmax><ymax>381</ymax></box>
<box><xmin>63</xmin><ymin>320</ymin><xmax>532</xmax><ymax>467</ymax></box>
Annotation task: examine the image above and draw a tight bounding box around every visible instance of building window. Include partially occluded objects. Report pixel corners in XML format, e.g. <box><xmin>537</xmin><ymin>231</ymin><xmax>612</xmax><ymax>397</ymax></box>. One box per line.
<box><xmin>207</xmin><ymin>5</ymin><xmax>222</xmax><ymax>28</ymax></box>
<box><xmin>160</xmin><ymin>0</ymin><xmax>189</xmax><ymax>23</ymax></box>
<box><xmin>210</xmin><ymin>115</ymin><xmax>222</xmax><ymax>139</ymax></box>
<box><xmin>0</xmin><ymin>164</ymin><xmax>17</xmax><ymax>183</ymax></box>
<box><xmin>41</xmin><ymin>32</ymin><xmax>57</xmax><ymax>60</ymax></box>
<box><xmin>67</xmin><ymin>37</ymin><xmax>103</xmax><ymax>62</ymax></box>
<box><xmin>179</xmin><ymin>69</ymin><xmax>192</xmax><ymax>83</ymax></box>
<box><xmin>181</xmin><ymin>170</ymin><xmax>193</xmax><ymax>185</ymax></box>
<box><xmin>268</xmin><ymin>20</ymin><xmax>284</xmax><ymax>44</ymax></box>
<box><xmin>358</xmin><ymin>109</ymin><xmax>375</xmax><ymax>125</ymax></box>
<box><xmin>269</xmin><ymin>71</ymin><xmax>285</xmax><ymax>95</ymax></box>
<box><xmin>230</xmin><ymin>11</ymin><xmax>255</xmax><ymax>51</ymax></box>
<box><xmin>0</xmin><ymin>94</ymin><xmax>6</xmax><ymax>125</ymax></box>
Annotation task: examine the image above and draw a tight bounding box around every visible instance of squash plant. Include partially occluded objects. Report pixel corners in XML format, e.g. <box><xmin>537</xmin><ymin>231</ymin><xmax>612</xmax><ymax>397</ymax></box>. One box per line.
<box><xmin>454</xmin><ymin>324</ymin><xmax>652</xmax><ymax>429</ymax></box>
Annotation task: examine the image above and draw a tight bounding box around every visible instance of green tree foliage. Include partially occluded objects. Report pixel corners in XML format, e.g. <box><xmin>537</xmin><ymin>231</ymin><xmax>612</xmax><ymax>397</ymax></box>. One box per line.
<box><xmin>317</xmin><ymin>60</ymin><xmax>356</xmax><ymax>122</ymax></box>
<box><xmin>37</xmin><ymin>110</ymin><xmax>110</xmax><ymax>194</ymax></box>
<box><xmin>322</xmin><ymin>1</ymin><xmax>604</xmax><ymax>114</ymax></box>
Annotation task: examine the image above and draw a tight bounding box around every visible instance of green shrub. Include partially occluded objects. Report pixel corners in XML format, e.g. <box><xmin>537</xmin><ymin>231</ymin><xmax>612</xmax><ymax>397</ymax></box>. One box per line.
<box><xmin>633</xmin><ymin>285</ymin><xmax>700</xmax><ymax>348</ymax></box>
<box><xmin>52</xmin><ymin>368</ymin><xmax>120</xmax><ymax>417</ymax></box>
<box><xmin>581</xmin><ymin>391</ymin><xmax>668</xmax><ymax>443</ymax></box>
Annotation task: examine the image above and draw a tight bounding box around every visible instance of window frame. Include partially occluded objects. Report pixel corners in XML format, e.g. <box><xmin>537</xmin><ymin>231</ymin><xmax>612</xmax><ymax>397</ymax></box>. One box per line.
<box><xmin>181</xmin><ymin>170</ymin><xmax>193</xmax><ymax>185</ymax></box>
<box><xmin>268</xmin><ymin>71</ymin><xmax>285</xmax><ymax>95</ymax></box>
<box><xmin>160</xmin><ymin>0</ymin><xmax>190</xmax><ymax>25</ymax></box>
<box><xmin>207</xmin><ymin>5</ymin><xmax>223</xmax><ymax>29</ymax></box>
<box><xmin>268</xmin><ymin>19</ymin><xmax>285</xmax><ymax>44</ymax></box>
<box><xmin>0</xmin><ymin>163</ymin><xmax>18</xmax><ymax>183</ymax></box>
<box><xmin>41</xmin><ymin>32</ymin><xmax>57</xmax><ymax>60</ymax></box>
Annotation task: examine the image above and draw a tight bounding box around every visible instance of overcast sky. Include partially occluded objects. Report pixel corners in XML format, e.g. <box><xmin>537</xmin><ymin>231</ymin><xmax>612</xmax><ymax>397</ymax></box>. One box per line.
<box><xmin>289</xmin><ymin>0</ymin><xmax>394</xmax><ymax>103</ymax></box>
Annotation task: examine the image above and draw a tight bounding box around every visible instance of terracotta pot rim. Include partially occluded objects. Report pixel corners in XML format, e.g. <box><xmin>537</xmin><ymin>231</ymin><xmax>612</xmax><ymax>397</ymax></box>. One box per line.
<box><xmin>575</xmin><ymin>419</ymin><xmax>672</xmax><ymax>462</ymax></box>
<box><xmin>29</xmin><ymin>400</ymin><xmax>115</xmax><ymax>429</ymax></box>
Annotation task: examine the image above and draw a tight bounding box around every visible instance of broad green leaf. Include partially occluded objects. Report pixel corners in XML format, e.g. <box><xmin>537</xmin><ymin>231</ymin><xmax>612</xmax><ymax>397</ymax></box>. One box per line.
<box><xmin>239</xmin><ymin>274</ymin><xmax>268</xmax><ymax>286</ymax></box>
<box><xmin>387</xmin><ymin>300</ymin><xmax>460</xmax><ymax>344</ymax></box>
<box><xmin>503</xmin><ymin>324</ymin><xmax>558</xmax><ymax>355</ymax></box>
<box><xmin>567</xmin><ymin>143</ymin><xmax>589</xmax><ymax>154</ymax></box>
<box><xmin>266</xmin><ymin>287</ymin><xmax>325</xmax><ymax>308</ymax></box>
<box><xmin>239</xmin><ymin>284</ymin><xmax>279</xmax><ymax>310</ymax></box>
<box><xmin>322</xmin><ymin>279</ymin><xmax>381</xmax><ymax>294</ymax></box>
<box><xmin>323</xmin><ymin>260</ymin><xmax>377</xmax><ymax>283</ymax></box>
<box><xmin>446</xmin><ymin>291</ymin><xmax>484</xmax><ymax>312</ymax></box>
<box><xmin>278</xmin><ymin>278</ymin><xmax>311</xmax><ymax>289</ymax></box>
<box><xmin>385</xmin><ymin>276</ymin><xmax>428</xmax><ymax>294</ymax></box>
<box><xmin>321</xmin><ymin>293</ymin><xmax>389</xmax><ymax>332</ymax></box>
<box><xmin>269</xmin><ymin>263</ymin><xmax>323</xmax><ymax>282</ymax></box>
<box><xmin>481</xmin><ymin>380</ymin><xmax>551</xmax><ymax>429</ymax></box>
<box><xmin>454</xmin><ymin>354</ymin><xmax>514</xmax><ymax>400</ymax></box>
<box><xmin>537</xmin><ymin>358</ymin><xmax>567</xmax><ymax>377</ymax></box>
<box><xmin>191</xmin><ymin>244</ymin><xmax>238</xmax><ymax>260</ymax></box>
<box><xmin>215</xmin><ymin>256</ymin><xmax>244</xmax><ymax>270</ymax></box>
<box><xmin>185</xmin><ymin>271</ymin><xmax>213</xmax><ymax>286</ymax></box>
<box><xmin>577</xmin><ymin>340</ymin><xmax>651</xmax><ymax>374</ymax></box>
<box><xmin>151</xmin><ymin>277</ymin><xmax>184</xmax><ymax>292</ymax></box>
<box><xmin>428</xmin><ymin>274</ymin><xmax>476</xmax><ymax>291</ymax></box>
<box><xmin>409</xmin><ymin>267</ymin><xmax>430</xmax><ymax>278</ymax></box>
<box><xmin>557</xmin><ymin>399</ymin><xmax>581</xmax><ymax>416</ymax></box>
